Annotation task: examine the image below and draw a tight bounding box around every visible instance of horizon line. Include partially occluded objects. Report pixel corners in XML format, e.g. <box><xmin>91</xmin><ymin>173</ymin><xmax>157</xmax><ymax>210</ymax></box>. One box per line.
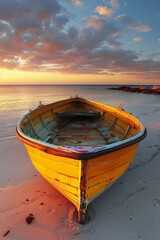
<box><xmin>0</xmin><ymin>83</ymin><xmax>159</xmax><ymax>86</ymax></box>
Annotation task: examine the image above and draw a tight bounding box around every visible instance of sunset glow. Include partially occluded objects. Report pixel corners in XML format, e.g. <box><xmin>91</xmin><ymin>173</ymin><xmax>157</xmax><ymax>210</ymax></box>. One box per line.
<box><xmin>0</xmin><ymin>0</ymin><xmax>160</xmax><ymax>85</ymax></box>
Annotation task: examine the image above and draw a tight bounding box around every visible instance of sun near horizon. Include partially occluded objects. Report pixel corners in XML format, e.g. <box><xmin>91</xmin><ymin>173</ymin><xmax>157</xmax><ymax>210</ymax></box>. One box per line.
<box><xmin>0</xmin><ymin>68</ymin><xmax>159</xmax><ymax>85</ymax></box>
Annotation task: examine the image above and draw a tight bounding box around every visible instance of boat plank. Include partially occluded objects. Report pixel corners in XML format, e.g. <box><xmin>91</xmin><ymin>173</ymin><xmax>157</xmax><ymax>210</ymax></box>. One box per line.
<box><xmin>43</xmin><ymin>174</ymin><xmax>79</xmax><ymax>195</ymax></box>
<box><xmin>25</xmin><ymin>144</ymin><xmax>81</xmax><ymax>178</ymax></box>
<box><xmin>54</xmin><ymin>124</ymin><xmax>107</xmax><ymax>145</ymax></box>
<box><xmin>87</xmin><ymin>144</ymin><xmax>138</xmax><ymax>178</ymax></box>
<box><xmin>33</xmin><ymin>161</ymin><xmax>79</xmax><ymax>187</ymax></box>
<box><xmin>87</xmin><ymin>162</ymin><xmax>130</xmax><ymax>188</ymax></box>
<box><xmin>44</xmin><ymin>175</ymin><xmax>80</xmax><ymax>208</ymax></box>
<box><xmin>86</xmin><ymin>173</ymin><xmax>123</xmax><ymax>201</ymax></box>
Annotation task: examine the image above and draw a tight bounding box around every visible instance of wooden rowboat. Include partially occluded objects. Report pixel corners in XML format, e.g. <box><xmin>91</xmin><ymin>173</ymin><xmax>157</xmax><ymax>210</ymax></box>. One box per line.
<box><xmin>16</xmin><ymin>97</ymin><xmax>147</xmax><ymax>223</ymax></box>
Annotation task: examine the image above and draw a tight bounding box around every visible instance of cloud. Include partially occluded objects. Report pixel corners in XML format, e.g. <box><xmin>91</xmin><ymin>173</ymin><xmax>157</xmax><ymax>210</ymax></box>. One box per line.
<box><xmin>13</xmin><ymin>17</ymin><xmax>41</xmax><ymax>34</ymax></box>
<box><xmin>77</xmin><ymin>16</ymin><xmax>120</xmax><ymax>49</ymax></box>
<box><xmin>72</xmin><ymin>0</ymin><xmax>83</xmax><ymax>7</ymax></box>
<box><xmin>54</xmin><ymin>15</ymin><xmax>69</xmax><ymax>28</ymax></box>
<box><xmin>0</xmin><ymin>20</ymin><xmax>14</xmax><ymax>38</ymax></box>
<box><xmin>110</xmin><ymin>0</ymin><xmax>120</xmax><ymax>9</ymax></box>
<box><xmin>133</xmin><ymin>37</ymin><xmax>142</xmax><ymax>42</ymax></box>
<box><xmin>34</xmin><ymin>0</ymin><xmax>62</xmax><ymax>19</ymax></box>
<box><xmin>63</xmin><ymin>0</ymin><xmax>83</xmax><ymax>7</ymax></box>
<box><xmin>149</xmin><ymin>50</ymin><xmax>160</xmax><ymax>61</ymax></box>
<box><xmin>0</xmin><ymin>0</ymin><xmax>61</xmax><ymax>20</ymax></box>
<box><xmin>0</xmin><ymin>0</ymin><xmax>67</xmax><ymax>65</ymax></box>
<box><xmin>96</xmin><ymin>6</ymin><xmax>114</xmax><ymax>16</ymax></box>
<box><xmin>0</xmin><ymin>0</ymin><xmax>159</xmax><ymax>81</ymax></box>
<box><xmin>158</xmin><ymin>38</ymin><xmax>160</xmax><ymax>43</ymax></box>
<box><xmin>83</xmin><ymin>15</ymin><xmax>104</xmax><ymax>30</ymax></box>
<box><xmin>0</xmin><ymin>1</ymin><xmax>30</xmax><ymax>20</ymax></box>
<box><xmin>116</xmin><ymin>14</ymin><xmax>151</xmax><ymax>32</ymax></box>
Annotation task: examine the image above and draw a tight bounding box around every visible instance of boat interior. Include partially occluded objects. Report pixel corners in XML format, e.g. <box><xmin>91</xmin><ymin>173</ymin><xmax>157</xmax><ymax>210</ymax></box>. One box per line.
<box><xmin>21</xmin><ymin>99</ymin><xmax>140</xmax><ymax>146</ymax></box>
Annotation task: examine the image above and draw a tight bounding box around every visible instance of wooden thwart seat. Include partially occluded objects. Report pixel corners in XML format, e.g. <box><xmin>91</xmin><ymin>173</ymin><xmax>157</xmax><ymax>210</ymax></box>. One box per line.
<box><xmin>55</xmin><ymin>111</ymin><xmax>101</xmax><ymax>119</ymax></box>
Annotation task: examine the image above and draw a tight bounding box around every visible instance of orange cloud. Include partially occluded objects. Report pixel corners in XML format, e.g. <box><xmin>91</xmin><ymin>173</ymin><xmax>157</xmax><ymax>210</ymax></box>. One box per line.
<box><xmin>133</xmin><ymin>37</ymin><xmax>142</xmax><ymax>42</ymax></box>
<box><xmin>96</xmin><ymin>6</ymin><xmax>114</xmax><ymax>16</ymax></box>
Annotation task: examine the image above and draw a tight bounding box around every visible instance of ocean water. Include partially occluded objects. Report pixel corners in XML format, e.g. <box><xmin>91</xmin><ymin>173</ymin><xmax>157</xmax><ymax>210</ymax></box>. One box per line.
<box><xmin>0</xmin><ymin>85</ymin><xmax>159</xmax><ymax>145</ymax></box>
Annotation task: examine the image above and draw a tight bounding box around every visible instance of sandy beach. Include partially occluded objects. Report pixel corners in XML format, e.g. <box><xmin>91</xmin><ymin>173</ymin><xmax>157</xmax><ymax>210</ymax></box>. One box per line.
<box><xmin>0</xmin><ymin>0</ymin><xmax>160</xmax><ymax>238</ymax></box>
<box><xmin>0</xmin><ymin>85</ymin><xmax>160</xmax><ymax>240</ymax></box>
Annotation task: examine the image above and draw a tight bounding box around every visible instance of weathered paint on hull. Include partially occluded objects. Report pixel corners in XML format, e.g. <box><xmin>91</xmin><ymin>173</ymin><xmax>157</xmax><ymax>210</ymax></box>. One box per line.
<box><xmin>24</xmin><ymin>142</ymin><xmax>139</xmax><ymax>213</ymax></box>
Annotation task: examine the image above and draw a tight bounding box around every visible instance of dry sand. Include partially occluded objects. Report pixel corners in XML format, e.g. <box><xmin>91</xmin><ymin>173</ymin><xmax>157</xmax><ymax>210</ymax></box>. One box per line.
<box><xmin>0</xmin><ymin>96</ymin><xmax>160</xmax><ymax>240</ymax></box>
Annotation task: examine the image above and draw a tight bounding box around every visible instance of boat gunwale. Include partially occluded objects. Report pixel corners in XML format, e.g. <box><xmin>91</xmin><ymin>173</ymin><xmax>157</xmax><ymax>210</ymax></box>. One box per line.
<box><xmin>16</xmin><ymin>126</ymin><xmax>146</xmax><ymax>160</ymax></box>
<box><xmin>16</xmin><ymin>98</ymin><xmax>147</xmax><ymax>160</ymax></box>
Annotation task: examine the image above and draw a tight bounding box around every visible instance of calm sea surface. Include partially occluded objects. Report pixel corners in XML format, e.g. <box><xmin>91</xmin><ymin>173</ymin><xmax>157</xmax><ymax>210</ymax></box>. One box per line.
<box><xmin>0</xmin><ymin>85</ymin><xmax>159</xmax><ymax>145</ymax></box>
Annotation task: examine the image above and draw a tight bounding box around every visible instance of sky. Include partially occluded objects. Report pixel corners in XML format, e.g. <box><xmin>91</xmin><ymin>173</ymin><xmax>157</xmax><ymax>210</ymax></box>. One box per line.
<box><xmin>0</xmin><ymin>0</ymin><xmax>160</xmax><ymax>85</ymax></box>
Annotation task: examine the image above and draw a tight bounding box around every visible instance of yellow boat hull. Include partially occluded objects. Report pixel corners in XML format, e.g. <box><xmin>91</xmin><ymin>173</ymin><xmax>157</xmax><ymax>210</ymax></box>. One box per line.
<box><xmin>16</xmin><ymin>97</ymin><xmax>146</xmax><ymax>223</ymax></box>
<box><xmin>24</xmin><ymin>141</ymin><xmax>139</xmax><ymax>213</ymax></box>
